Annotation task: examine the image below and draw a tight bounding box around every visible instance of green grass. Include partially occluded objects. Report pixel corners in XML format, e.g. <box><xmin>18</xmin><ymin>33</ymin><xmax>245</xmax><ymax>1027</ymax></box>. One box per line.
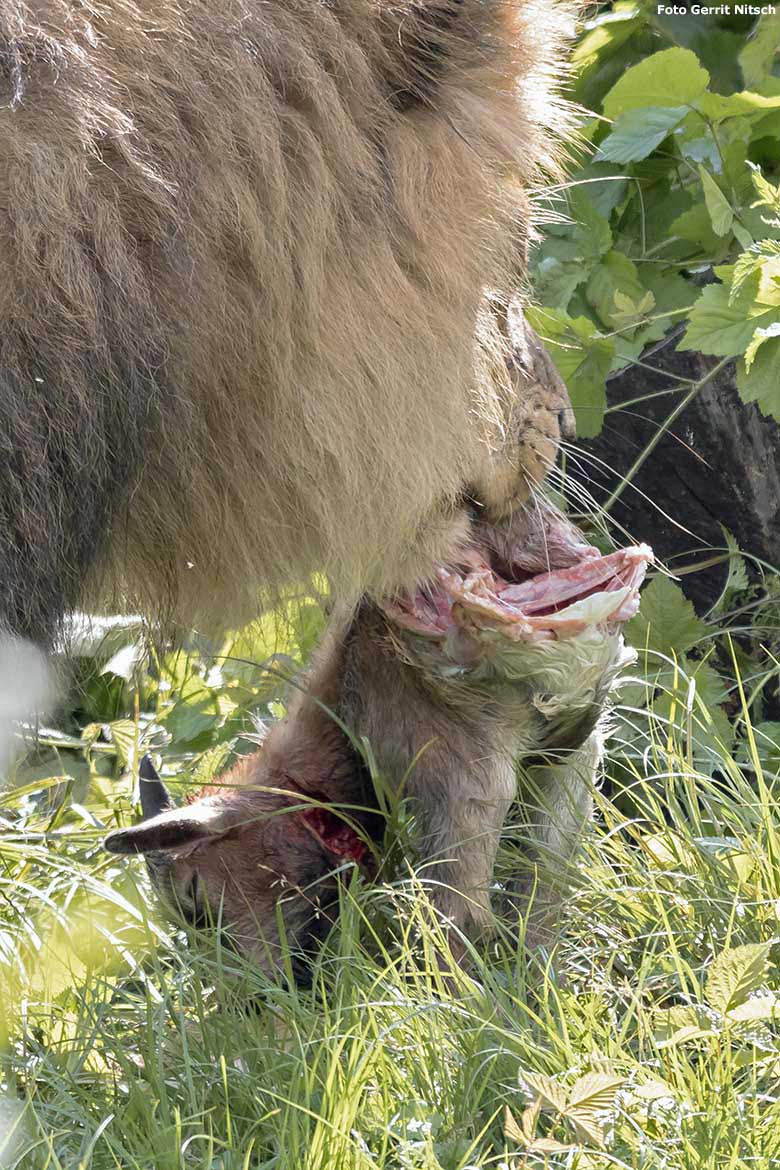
<box><xmin>1</xmin><ymin>598</ymin><xmax>780</xmax><ymax>1170</ymax></box>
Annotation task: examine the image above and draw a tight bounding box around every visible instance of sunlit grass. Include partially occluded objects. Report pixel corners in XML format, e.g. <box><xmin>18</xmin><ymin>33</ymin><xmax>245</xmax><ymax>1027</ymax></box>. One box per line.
<box><xmin>1</xmin><ymin>607</ymin><xmax>780</xmax><ymax>1169</ymax></box>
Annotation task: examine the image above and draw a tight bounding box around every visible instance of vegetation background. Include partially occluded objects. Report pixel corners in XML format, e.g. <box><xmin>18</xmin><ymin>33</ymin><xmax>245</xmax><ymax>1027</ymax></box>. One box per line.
<box><xmin>3</xmin><ymin>4</ymin><xmax>780</xmax><ymax>1167</ymax></box>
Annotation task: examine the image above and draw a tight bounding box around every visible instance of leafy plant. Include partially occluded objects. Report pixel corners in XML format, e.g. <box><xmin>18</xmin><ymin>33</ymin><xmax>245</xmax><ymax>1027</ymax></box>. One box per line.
<box><xmin>531</xmin><ymin>7</ymin><xmax>780</xmax><ymax>433</ymax></box>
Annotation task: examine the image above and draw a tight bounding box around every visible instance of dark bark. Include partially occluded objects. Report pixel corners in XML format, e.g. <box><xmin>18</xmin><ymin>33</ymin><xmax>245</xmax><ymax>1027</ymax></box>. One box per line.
<box><xmin>579</xmin><ymin>334</ymin><xmax>780</xmax><ymax>610</ymax></box>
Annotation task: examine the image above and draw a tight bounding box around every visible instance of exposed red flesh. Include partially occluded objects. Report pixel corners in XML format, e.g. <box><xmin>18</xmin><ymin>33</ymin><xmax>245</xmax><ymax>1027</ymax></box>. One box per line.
<box><xmin>500</xmin><ymin>548</ymin><xmax>639</xmax><ymax>610</ymax></box>
<box><xmin>301</xmin><ymin>806</ymin><xmax>368</xmax><ymax>864</ymax></box>
<box><xmin>385</xmin><ymin>508</ymin><xmax>653</xmax><ymax>644</ymax></box>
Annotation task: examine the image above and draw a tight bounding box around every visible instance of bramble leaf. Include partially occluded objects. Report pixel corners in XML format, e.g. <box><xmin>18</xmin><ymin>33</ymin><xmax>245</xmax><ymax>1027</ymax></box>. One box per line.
<box><xmin>521</xmin><ymin>1071</ymin><xmax>567</xmax><ymax>1113</ymax></box>
<box><xmin>586</xmin><ymin>250</ymin><xmax>646</xmax><ymax>330</ymax></box>
<box><xmin>705</xmin><ymin>943</ymin><xmax>771</xmax><ymax>1014</ymax></box>
<box><xmin>744</xmin><ymin>321</ymin><xmax>780</xmax><ymax>370</ymax></box>
<box><xmin>727</xmin><ymin>994</ymin><xmax>780</xmax><ymax>1022</ymax></box>
<box><xmin>749</xmin><ymin>162</ymin><xmax>780</xmax><ymax>217</ymax></box>
<box><xmin>626</xmin><ymin>576</ymin><xmax>707</xmax><ymax>658</ymax></box>
<box><xmin>565</xmin><ymin>1072</ymin><xmax>624</xmax><ymax>1118</ymax></box>
<box><xmin>669</xmin><ymin>203</ymin><xmax>727</xmax><ymax>258</ymax></box>
<box><xmin>504</xmin><ymin>1105</ymin><xmax>526</xmax><ymax>1145</ymax></box>
<box><xmin>737</xmin><ymin>336</ymin><xmax>780</xmax><ymax>420</ymax></box>
<box><xmin>681</xmin><ymin>275</ymin><xmax>780</xmax><ymax>358</ymax></box>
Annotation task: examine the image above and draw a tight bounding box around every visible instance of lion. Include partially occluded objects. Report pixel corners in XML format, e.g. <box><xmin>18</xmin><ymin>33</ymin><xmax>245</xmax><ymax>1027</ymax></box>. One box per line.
<box><xmin>0</xmin><ymin>0</ymin><xmax>575</xmax><ymax>649</ymax></box>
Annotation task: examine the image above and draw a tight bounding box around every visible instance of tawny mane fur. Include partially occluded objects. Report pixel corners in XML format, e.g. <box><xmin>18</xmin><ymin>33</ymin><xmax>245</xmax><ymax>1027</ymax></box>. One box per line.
<box><xmin>0</xmin><ymin>0</ymin><xmax>575</xmax><ymax>642</ymax></box>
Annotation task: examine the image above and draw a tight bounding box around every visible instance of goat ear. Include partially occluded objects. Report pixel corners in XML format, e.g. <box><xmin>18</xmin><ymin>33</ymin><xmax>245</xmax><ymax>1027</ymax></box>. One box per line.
<box><xmin>104</xmin><ymin>800</ymin><xmax>232</xmax><ymax>856</ymax></box>
<box><xmin>138</xmin><ymin>754</ymin><xmax>173</xmax><ymax>819</ymax></box>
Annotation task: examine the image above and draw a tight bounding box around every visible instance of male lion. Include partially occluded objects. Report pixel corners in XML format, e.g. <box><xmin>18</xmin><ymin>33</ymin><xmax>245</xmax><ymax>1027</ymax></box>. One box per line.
<box><xmin>0</xmin><ymin>0</ymin><xmax>575</xmax><ymax>648</ymax></box>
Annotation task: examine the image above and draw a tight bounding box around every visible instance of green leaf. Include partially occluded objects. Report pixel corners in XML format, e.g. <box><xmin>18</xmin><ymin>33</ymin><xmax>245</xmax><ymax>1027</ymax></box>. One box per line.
<box><xmin>721</xmin><ymin>528</ymin><xmax>749</xmax><ymax>593</ymax></box>
<box><xmin>602</xmin><ymin>48</ymin><xmax>709</xmax><ymax>119</ymax></box>
<box><xmin>737</xmin><ymin>336</ymin><xmax>780</xmax><ymax>420</ymax></box>
<box><xmin>586</xmin><ymin>251</ymin><xmax>646</xmax><ymax>330</ymax></box>
<box><xmin>528</xmin><ymin>1137</ymin><xmax>576</xmax><ymax>1154</ymax></box>
<box><xmin>630</xmin><ymin>1079</ymin><xmax>676</xmax><ymax>1104</ymax></box>
<box><xmin>669</xmin><ymin>204</ymin><xmax>727</xmax><ymax>259</ymax></box>
<box><xmin>532</xmin><ymin>190</ymin><xmax>613</xmax><ymax>312</ymax></box>
<box><xmin>288</xmin><ymin>601</ymin><xmax>327</xmax><ymax>660</ymax></box>
<box><xmin>681</xmin><ymin>278</ymin><xmax>780</xmax><ymax>358</ymax></box>
<box><xmin>105</xmin><ymin>720</ymin><xmax>138</xmax><ymax>769</ymax></box>
<box><xmin>520</xmin><ymin>1098</ymin><xmax>541</xmax><ymax>1143</ymax></box>
<box><xmin>727</xmin><ymin>994</ymin><xmax>780</xmax><ymax>1022</ymax></box>
<box><xmin>567</xmin><ymin>187</ymin><xmax>614</xmax><ymax>261</ymax></box>
<box><xmin>704</xmin><ymin>943</ymin><xmax>771</xmax><ymax>1014</ymax></box>
<box><xmin>80</xmin><ymin>670</ymin><xmax>129</xmax><ymax>724</ymax></box>
<box><xmin>692</xmin><ymin>838</ymin><xmax>753</xmax><ymax>886</ymax></box>
<box><xmin>634</xmin><ymin>267</ymin><xmax>694</xmax><ymax>345</ymax></box>
<box><xmin>687</xmin><ymin>659</ymin><xmax>729</xmax><ymax>710</ymax></box>
<box><xmin>566</xmin><ymin>1115</ymin><xmax>605</xmax><ymax>1149</ymax></box>
<box><xmin>698</xmin><ymin>167</ymin><xmax>733</xmax><ymax>237</ymax></box>
<box><xmin>680</xmin><ymin>132</ymin><xmax>720</xmax><ymax>172</ymax></box>
<box><xmin>697</xmin><ymin>91</ymin><xmax>780</xmax><ymax>120</ymax></box>
<box><xmin>721</xmin><ymin>262</ymin><xmax>763</xmax><ymax>313</ymax></box>
<box><xmin>504</xmin><ymin>1106</ymin><xmax>526</xmax><ymax>1145</ymax></box>
<box><xmin>532</xmin><ymin>241</ymin><xmax>589</xmax><ymax>311</ymax></box>
<box><xmin>573</xmin><ymin>162</ymin><xmax>629</xmax><ymax>219</ymax></box>
<box><xmin>731</xmin><ymin>249</ymin><xmax>766</xmax><ymax>304</ymax></box>
<box><xmin>566</xmin><ymin>1072</ymin><xmax>624</xmax><ymax>1111</ymax></box>
<box><xmin>739</xmin><ymin>15</ymin><xmax>780</xmax><ymax>89</ymax></box>
<box><xmin>521</xmin><ymin>1071</ymin><xmax>567</xmax><ymax>1113</ymax></box>
<box><xmin>643</xmin><ymin>830</ymin><xmax>696</xmax><ymax>870</ymax></box>
<box><xmin>161</xmin><ymin>676</ymin><xmax>221</xmax><ymax>749</ymax></box>
<box><xmin>101</xmin><ymin>641</ymin><xmax>145</xmax><ymax>683</ymax></box>
<box><xmin>614</xmin><ymin>188</ymin><xmax>691</xmax><ymax>258</ymax></box>
<box><xmin>710</xmin><ymin>528</ymin><xmax>749</xmax><ymax>618</ymax></box>
<box><xmin>597</xmin><ymin>106</ymin><xmax>687</xmax><ymax>164</ymax></box>
<box><xmin>626</xmin><ymin>576</ymin><xmax>707</xmax><ymax>658</ymax></box>
<box><xmin>571</xmin><ymin>6</ymin><xmax>641</xmax><ymax>73</ymax></box>
<box><xmin>187</xmin><ymin>743</ymin><xmax>235</xmax><ymax>790</ymax></box>
<box><xmin>693</xmin><ymin>29</ymin><xmax>745</xmax><ymax>96</ymax></box>
<box><xmin>733</xmin><ymin>222</ymin><xmax>755</xmax><ymax>250</ymax></box>
<box><xmin>749</xmin><ymin>163</ymin><xmax>780</xmax><ymax>215</ymax></box>
<box><xmin>218</xmin><ymin>599</ymin><xmax>324</xmax><ymax>689</ymax></box>
<box><xmin>654</xmin><ymin>1004</ymin><xmax>716</xmax><ymax>1047</ymax></box>
<box><xmin>744</xmin><ymin>321</ymin><xmax>780</xmax><ymax>370</ymax></box>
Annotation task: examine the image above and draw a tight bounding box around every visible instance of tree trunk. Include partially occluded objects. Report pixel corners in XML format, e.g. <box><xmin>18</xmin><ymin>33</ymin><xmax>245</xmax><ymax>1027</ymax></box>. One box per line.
<box><xmin>580</xmin><ymin>334</ymin><xmax>780</xmax><ymax>610</ymax></box>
